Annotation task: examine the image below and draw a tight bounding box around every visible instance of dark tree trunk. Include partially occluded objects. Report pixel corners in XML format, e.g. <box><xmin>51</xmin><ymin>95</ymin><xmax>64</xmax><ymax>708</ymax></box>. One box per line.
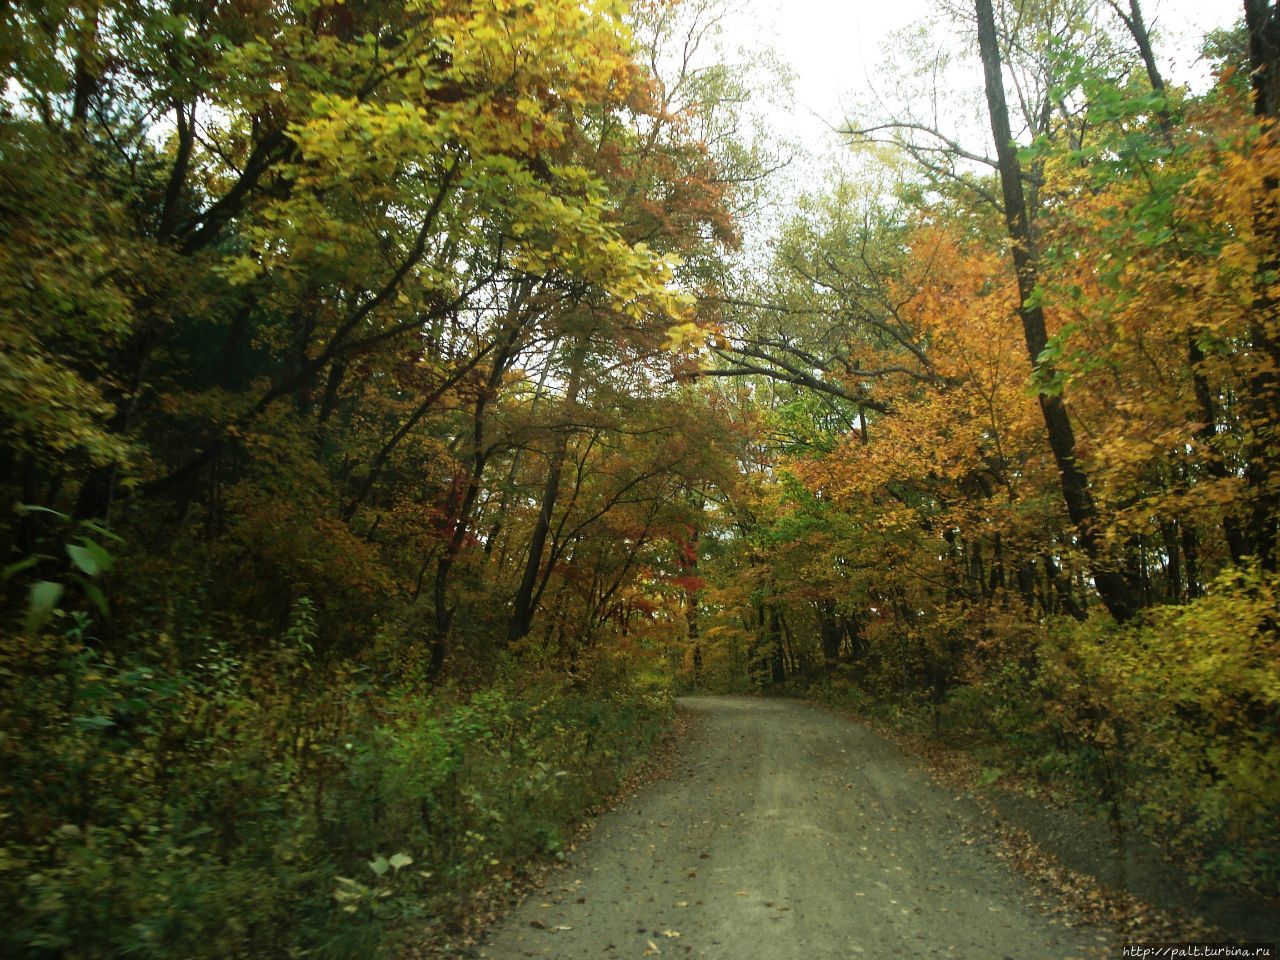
<box><xmin>1015</xmin><ymin>559</ymin><xmax>1037</xmax><ymax>609</ymax></box>
<box><xmin>974</xmin><ymin>0</ymin><xmax>1140</xmax><ymax>621</ymax></box>
<box><xmin>485</xmin><ymin>336</ymin><xmax>557</xmax><ymax>558</ymax></box>
<box><xmin>507</xmin><ymin>341</ymin><xmax>587</xmax><ymax>644</ymax></box>
<box><xmin>818</xmin><ymin>599</ymin><xmax>842</xmax><ymax>665</ymax></box>
<box><xmin>1181</xmin><ymin>524</ymin><xmax>1203</xmax><ymax>599</ymax></box>
<box><xmin>769</xmin><ymin>608</ymin><xmax>786</xmax><ymax>684</ymax></box>
<box><xmin>73</xmin><ymin>320</ymin><xmax>161</xmax><ymax>521</ymax></box>
<box><xmin>317</xmin><ymin>361</ymin><xmax>346</xmax><ymax>425</ymax></box>
<box><xmin>1244</xmin><ymin>0</ymin><xmax>1280</xmax><ymax>570</ymax></box>
<box><xmin>681</xmin><ymin>509</ymin><xmax>704</xmax><ymax>684</ymax></box>
<box><xmin>1246</xmin><ymin>1</ymin><xmax>1280</xmax><ymax>118</ymax></box>
<box><xmin>1161</xmin><ymin>521</ymin><xmax>1183</xmax><ymax>601</ymax></box>
<box><xmin>427</xmin><ymin>332</ymin><xmax>518</xmax><ymax>677</ymax></box>
<box><xmin>970</xmin><ymin>541</ymin><xmax>986</xmax><ymax>601</ymax></box>
<box><xmin>989</xmin><ymin>533</ymin><xmax>1007</xmax><ymax>597</ymax></box>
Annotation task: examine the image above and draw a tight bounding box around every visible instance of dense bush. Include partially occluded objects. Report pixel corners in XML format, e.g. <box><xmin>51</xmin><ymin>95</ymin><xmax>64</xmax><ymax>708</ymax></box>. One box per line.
<box><xmin>810</xmin><ymin>567</ymin><xmax>1280</xmax><ymax>897</ymax></box>
<box><xmin>0</xmin><ymin>608</ymin><xmax>671</xmax><ymax>959</ymax></box>
<box><xmin>1055</xmin><ymin>566</ymin><xmax>1280</xmax><ymax>892</ymax></box>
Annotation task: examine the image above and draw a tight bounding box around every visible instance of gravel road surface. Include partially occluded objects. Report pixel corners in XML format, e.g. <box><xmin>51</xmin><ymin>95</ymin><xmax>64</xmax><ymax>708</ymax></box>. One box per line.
<box><xmin>478</xmin><ymin>696</ymin><xmax>1104</xmax><ymax>960</ymax></box>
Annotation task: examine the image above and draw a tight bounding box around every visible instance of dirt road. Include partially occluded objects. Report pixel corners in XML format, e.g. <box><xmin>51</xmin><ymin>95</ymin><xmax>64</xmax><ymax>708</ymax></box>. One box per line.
<box><xmin>478</xmin><ymin>696</ymin><xmax>1105</xmax><ymax>960</ymax></box>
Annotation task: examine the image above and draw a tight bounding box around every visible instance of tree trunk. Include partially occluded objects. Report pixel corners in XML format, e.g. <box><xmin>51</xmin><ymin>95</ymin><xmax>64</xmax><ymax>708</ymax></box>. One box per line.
<box><xmin>507</xmin><ymin>340</ymin><xmax>587</xmax><ymax>644</ymax></box>
<box><xmin>485</xmin><ymin>335</ymin><xmax>558</xmax><ymax>559</ymax></box>
<box><xmin>818</xmin><ymin>599</ymin><xmax>842</xmax><ymax>665</ymax></box>
<box><xmin>769</xmin><ymin>607</ymin><xmax>786</xmax><ymax>684</ymax></box>
<box><xmin>681</xmin><ymin>508</ymin><xmax>704</xmax><ymax>683</ymax></box>
<box><xmin>974</xmin><ymin>0</ymin><xmax>1139</xmax><ymax>621</ymax></box>
<box><xmin>1161</xmin><ymin>521</ymin><xmax>1183</xmax><ymax>601</ymax></box>
<box><xmin>427</xmin><ymin>331</ymin><xmax>518</xmax><ymax>677</ymax></box>
<box><xmin>1244</xmin><ymin>0</ymin><xmax>1280</xmax><ymax>570</ymax></box>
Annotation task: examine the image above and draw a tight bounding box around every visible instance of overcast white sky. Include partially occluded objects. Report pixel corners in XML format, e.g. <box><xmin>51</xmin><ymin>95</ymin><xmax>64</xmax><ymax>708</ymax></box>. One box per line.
<box><xmin>714</xmin><ymin>0</ymin><xmax>1241</xmax><ymax>177</ymax></box>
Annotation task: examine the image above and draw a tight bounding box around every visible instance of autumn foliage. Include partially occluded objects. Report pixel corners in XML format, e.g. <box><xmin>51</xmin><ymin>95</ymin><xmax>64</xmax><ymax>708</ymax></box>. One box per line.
<box><xmin>0</xmin><ymin>0</ymin><xmax>746</xmax><ymax>955</ymax></box>
<box><xmin>685</xmin><ymin>8</ymin><xmax>1280</xmax><ymax>898</ymax></box>
<box><xmin>2</xmin><ymin>0</ymin><xmax>1279</xmax><ymax>953</ymax></box>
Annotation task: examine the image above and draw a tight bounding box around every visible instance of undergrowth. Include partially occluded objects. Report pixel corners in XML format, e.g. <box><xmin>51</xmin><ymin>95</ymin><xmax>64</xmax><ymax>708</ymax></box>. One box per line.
<box><xmin>796</xmin><ymin>565</ymin><xmax>1280</xmax><ymax>900</ymax></box>
<box><xmin>0</xmin><ymin>606</ymin><xmax>671</xmax><ymax>959</ymax></box>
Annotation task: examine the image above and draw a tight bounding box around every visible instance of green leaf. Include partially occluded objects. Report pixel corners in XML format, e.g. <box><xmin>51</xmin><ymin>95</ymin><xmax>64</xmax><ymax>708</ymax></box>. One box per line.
<box><xmin>67</xmin><ymin>543</ymin><xmax>101</xmax><ymax>577</ymax></box>
<box><xmin>388</xmin><ymin>852</ymin><xmax>413</xmax><ymax>872</ymax></box>
<box><xmin>1035</xmin><ymin>340</ymin><xmax>1062</xmax><ymax>365</ymax></box>
<box><xmin>2</xmin><ymin>555</ymin><xmax>41</xmax><ymax>579</ymax></box>
<box><xmin>71</xmin><ymin>715</ymin><xmax>116</xmax><ymax>731</ymax></box>
<box><xmin>80</xmin><ymin>521</ymin><xmax>124</xmax><ymax>544</ymax></box>
<box><xmin>368</xmin><ymin>855</ymin><xmax>390</xmax><ymax>878</ymax></box>
<box><xmin>82</xmin><ymin>579</ymin><xmax>110</xmax><ymax>617</ymax></box>
<box><xmin>26</xmin><ymin>580</ymin><xmax>63</xmax><ymax>631</ymax></box>
<box><xmin>80</xmin><ymin>537</ymin><xmax>114</xmax><ymax>573</ymax></box>
<box><xmin>15</xmin><ymin>504</ymin><xmax>69</xmax><ymax>520</ymax></box>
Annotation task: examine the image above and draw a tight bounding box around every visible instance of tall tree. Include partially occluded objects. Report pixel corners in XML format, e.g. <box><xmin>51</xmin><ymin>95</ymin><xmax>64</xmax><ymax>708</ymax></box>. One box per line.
<box><xmin>973</xmin><ymin>0</ymin><xmax>1139</xmax><ymax>622</ymax></box>
<box><xmin>1244</xmin><ymin>0</ymin><xmax>1280</xmax><ymax>569</ymax></box>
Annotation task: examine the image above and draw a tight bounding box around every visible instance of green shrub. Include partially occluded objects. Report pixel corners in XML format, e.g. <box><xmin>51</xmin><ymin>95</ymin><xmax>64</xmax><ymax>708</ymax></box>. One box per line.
<box><xmin>800</xmin><ymin>565</ymin><xmax>1280</xmax><ymax>897</ymax></box>
<box><xmin>957</xmin><ymin>566</ymin><xmax>1280</xmax><ymax>894</ymax></box>
<box><xmin>0</xmin><ymin>612</ymin><xmax>672</xmax><ymax>959</ymax></box>
<box><xmin>1077</xmin><ymin>565</ymin><xmax>1280</xmax><ymax>891</ymax></box>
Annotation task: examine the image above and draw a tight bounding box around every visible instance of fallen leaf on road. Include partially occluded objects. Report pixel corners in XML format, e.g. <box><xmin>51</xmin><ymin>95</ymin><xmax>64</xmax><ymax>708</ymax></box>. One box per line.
<box><xmin>660</xmin><ymin>930</ymin><xmax>681</xmax><ymax>938</ymax></box>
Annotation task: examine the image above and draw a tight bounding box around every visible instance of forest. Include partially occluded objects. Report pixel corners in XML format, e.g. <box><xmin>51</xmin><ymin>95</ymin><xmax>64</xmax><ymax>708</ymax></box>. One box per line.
<box><xmin>0</xmin><ymin>0</ymin><xmax>1276</xmax><ymax>956</ymax></box>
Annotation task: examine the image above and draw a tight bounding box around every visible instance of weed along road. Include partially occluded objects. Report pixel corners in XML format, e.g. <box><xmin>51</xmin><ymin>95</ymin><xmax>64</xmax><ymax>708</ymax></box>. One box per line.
<box><xmin>478</xmin><ymin>697</ymin><xmax>1103</xmax><ymax>960</ymax></box>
